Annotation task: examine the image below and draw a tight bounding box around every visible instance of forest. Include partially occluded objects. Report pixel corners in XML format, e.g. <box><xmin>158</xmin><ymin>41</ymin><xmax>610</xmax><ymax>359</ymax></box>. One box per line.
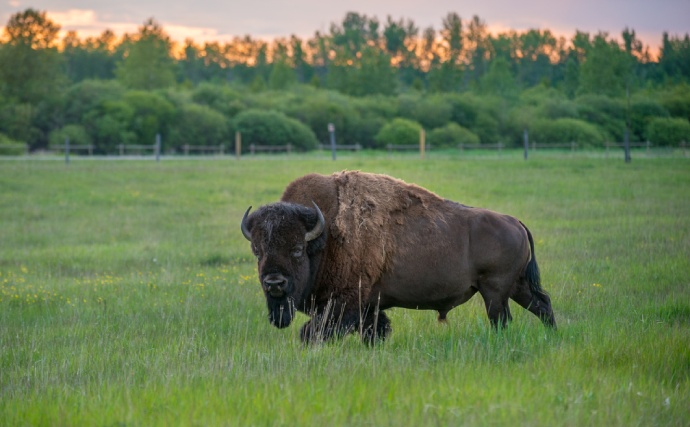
<box><xmin>0</xmin><ymin>8</ymin><xmax>689</xmax><ymax>154</ymax></box>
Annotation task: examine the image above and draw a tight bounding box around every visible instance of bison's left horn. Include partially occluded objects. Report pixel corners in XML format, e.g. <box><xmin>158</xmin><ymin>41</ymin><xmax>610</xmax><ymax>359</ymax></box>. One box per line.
<box><xmin>241</xmin><ymin>206</ymin><xmax>252</xmax><ymax>241</ymax></box>
<box><xmin>305</xmin><ymin>202</ymin><xmax>325</xmax><ymax>242</ymax></box>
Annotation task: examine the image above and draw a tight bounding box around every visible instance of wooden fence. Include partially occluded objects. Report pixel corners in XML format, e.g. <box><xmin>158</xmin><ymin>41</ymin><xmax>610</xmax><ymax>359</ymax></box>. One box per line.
<box><xmin>180</xmin><ymin>144</ymin><xmax>225</xmax><ymax>155</ymax></box>
<box><xmin>249</xmin><ymin>144</ymin><xmax>292</xmax><ymax>155</ymax></box>
<box><xmin>318</xmin><ymin>143</ymin><xmax>362</xmax><ymax>152</ymax></box>
<box><xmin>51</xmin><ymin>144</ymin><xmax>94</xmax><ymax>155</ymax></box>
<box><xmin>458</xmin><ymin>143</ymin><xmax>504</xmax><ymax>153</ymax></box>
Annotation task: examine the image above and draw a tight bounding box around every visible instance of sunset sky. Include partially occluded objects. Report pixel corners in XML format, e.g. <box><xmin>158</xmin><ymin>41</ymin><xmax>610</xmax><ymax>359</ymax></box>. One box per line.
<box><xmin>2</xmin><ymin>0</ymin><xmax>688</xmax><ymax>51</ymax></box>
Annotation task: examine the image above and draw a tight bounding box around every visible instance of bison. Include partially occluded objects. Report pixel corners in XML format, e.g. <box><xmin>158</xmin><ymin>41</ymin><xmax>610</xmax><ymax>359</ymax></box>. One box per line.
<box><xmin>241</xmin><ymin>171</ymin><xmax>555</xmax><ymax>344</ymax></box>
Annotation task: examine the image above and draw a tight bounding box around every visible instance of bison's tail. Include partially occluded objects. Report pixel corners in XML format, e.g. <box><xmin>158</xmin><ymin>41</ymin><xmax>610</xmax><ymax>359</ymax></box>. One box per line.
<box><xmin>521</xmin><ymin>222</ymin><xmax>548</xmax><ymax>301</ymax></box>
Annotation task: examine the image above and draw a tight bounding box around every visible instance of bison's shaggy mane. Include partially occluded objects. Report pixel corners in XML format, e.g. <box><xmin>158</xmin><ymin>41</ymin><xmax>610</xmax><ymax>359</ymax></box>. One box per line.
<box><xmin>325</xmin><ymin>171</ymin><xmax>445</xmax><ymax>296</ymax></box>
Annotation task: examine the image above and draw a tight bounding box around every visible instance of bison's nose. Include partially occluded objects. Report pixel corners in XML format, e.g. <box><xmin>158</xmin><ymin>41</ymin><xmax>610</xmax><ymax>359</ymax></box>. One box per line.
<box><xmin>263</xmin><ymin>275</ymin><xmax>288</xmax><ymax>297</ymax></box>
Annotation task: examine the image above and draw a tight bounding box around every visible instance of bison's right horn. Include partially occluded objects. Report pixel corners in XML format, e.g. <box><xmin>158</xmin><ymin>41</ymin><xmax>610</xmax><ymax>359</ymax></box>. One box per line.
<box><xmin>241</xmin><ymin>206</ymin><xmax>252</xmax><ymax>241</ymax></box>
<box><xmin>304</xmin><ymin>202</ymin><xmax>325</xmax><ymax>242</ymax></box>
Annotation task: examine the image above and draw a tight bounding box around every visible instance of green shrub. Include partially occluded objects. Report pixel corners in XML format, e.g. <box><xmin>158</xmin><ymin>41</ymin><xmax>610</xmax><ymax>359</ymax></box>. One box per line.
<box><xmin>374</xmin><ymin>118</ymin><xmax>422</xmax><ymax>149</ymax></box>
<box><xmin>630</xmin><ymin>99</ymin><xmax>669</xmax><ymax>141</ymax></box>
<box><xmin>233</xmin><ymin>109</ymin><xmax>317</xmax><ymax>151</ymax></box>
<box><xmin>48</xmin><ymin>124</ymin><xmax>91</xmax><ymax>148</ymax></box>
<box><xmin>428</xmin><ymin>123</ymin><xmax>480</xmax><ymax>148</ymax></box>
<box><xmin>168</xmin><ymin>103</ymin><xmax>230</xmax><ymax>148</ymax></box>
<box><xmin>397</xmin><ymin>94</ymin><xmax>452</xmax><ymax>130</ymax></box>
<box><xmin>646</xmin><ymin>117</ymin><xmax>690</xmax><ymax>146</ymax></box>
<box><xmin>575</xmin><ymin>94</ymin><xmax>625</xmax><ymax>141</ymax></box>
<box><xmin>0</xmin><ymin>133</ymin><xmax>27</xmax><ymax>155</ymax></box>
<box><xmin>530</xmin><ymin>118</ymin><xmax>607</xmax><ymax>146</ymax></box>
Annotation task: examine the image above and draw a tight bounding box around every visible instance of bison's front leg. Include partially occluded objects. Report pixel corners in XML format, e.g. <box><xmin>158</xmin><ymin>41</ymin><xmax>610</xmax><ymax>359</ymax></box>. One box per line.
<box><xmin>299</xmin><ymin>312</ymin><xmax>357</xmax><ymax>344</ymax></box>
<box><xmin>360</xmin><ymin>310</ymin><xmax>391</xmax><ymax>345</ymax></box>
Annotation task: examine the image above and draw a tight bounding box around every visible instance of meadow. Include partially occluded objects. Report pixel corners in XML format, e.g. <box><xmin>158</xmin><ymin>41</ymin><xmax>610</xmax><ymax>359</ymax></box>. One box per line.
<box><xmin>1</xmin><ymin>153</ymin><xmax>689</xmax><ymax>426</ymax></box>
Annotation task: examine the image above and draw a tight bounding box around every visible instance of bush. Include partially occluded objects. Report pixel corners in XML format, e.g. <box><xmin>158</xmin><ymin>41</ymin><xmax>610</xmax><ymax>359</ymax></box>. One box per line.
<box><xmin>646</xmin><ymin>117</ymin><xmax>690</xmax><ymax>146</ymax></box>
<box><xmin>397</xmin><ymin>94</ymin><xmax>452</xmax><ymax>130</ymax></box>
<box><xmin>168</xmin><ymin>103</ymin><xmax>230</xmax><ymax>148</ymax></box>
<box><xmin>374</xmin><ymin>118</ymin><xmax>422</xmax><ymax>149</ymax></box>
<box><xmin>0</xmin><ymin>133</ymin><xmax>27</xmax><ymax>155</ymax></box>
<box><xmin>428</xmin><ymin>123</ymin><xmax>480</xmax><ymax>148</ymax></box>
<box><xmin>630</xmin><ymin>98</ymin><xmax>669</xmax><ymax>141</ymax></box>
<box><xmin>48</xmin><ymin>124</ymin><xmax>91</xmax><ymax>148</ymax></box>
<box><xmin>575</xmin><ymin>94</ymin><xmax>625</xmax><ymax>141</ymax></box>
<box><xmin>530</xmin><ymin>118</ymin><xmax>607</xmax><ymax>146</ymax></box>
<box><xmin>233</xmin><ymin>109</ymin><xmax>317</xmax><ymax>151</ymax></box>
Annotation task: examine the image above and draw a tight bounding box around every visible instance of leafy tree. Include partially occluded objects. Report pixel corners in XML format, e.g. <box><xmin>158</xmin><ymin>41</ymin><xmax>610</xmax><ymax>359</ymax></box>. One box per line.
<box><xmin>479</xmin><ymin>57</ymin><xmax>519</xmax><ymax>99</ymax></box>
<box><xmin>82</xmin><ymin>100</ymin><xmax>136</xmax><ymax>153</ymax></box>
<box><xmin>0</xmin><ymin>8</ymin><xmax>65</xmax><ymax>104</ymax></box>
<box><xmin>578</xmin><ymin>33</ymin><xmax>629</xmax><ymax>96</ymax></box>
<box><xmin>62</xmin><ymin>29</ymin><xmax>118</xmax><ymax>82</ymax></box>
<box><xmin>658</xmin><ymin>32</ymin><xmax>690</xmax><ymax>83</ymax></box>
<box><xmin>63</xmin><ymin>80</ymin><xmax>126</xmax><ymax>123</ymax></box>
<box><xmin>116</xmin><ymin>18</ymin><xmax>176</xmax><ymax>90</ymax></box>
<box><xmin>122</xmin><ymin>90</ymin><xmax>175</xmax><ymax>145</ymax></box>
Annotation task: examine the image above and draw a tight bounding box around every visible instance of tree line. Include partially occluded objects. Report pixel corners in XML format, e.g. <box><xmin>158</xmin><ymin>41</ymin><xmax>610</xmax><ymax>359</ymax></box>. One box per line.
<box><xmin>0</xmin><ymin>8</ymin><xmax>689</xmax><ymax>154</ymax></box>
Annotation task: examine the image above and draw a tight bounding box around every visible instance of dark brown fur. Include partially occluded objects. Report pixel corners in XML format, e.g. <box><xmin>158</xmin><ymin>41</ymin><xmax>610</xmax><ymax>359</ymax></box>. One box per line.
<box><xmin>242</xmin><ymin>171</ymin><xmax>556</xmax><ymax>344</ymax></box>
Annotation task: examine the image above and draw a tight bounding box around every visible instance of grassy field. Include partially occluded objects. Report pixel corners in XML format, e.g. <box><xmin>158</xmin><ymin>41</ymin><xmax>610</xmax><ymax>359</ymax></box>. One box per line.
<box><xmin>1</xmin><ymin>154</ymin><xmax>689</xmax><ymax>426</ymax></box>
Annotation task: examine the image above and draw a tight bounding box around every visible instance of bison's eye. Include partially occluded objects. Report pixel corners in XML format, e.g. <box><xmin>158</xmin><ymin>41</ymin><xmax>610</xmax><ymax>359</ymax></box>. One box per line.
<box><xmin>291</xmin><ymin>245</ymin><xmax>304</xmax><ymax>258</ymax></box>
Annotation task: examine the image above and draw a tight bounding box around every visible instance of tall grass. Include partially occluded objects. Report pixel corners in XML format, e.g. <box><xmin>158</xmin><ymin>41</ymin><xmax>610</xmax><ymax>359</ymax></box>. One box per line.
<box><xmin>1</xmin><ymin>156</ymin><xmax>688</xmax><ymax>426</ymax></box>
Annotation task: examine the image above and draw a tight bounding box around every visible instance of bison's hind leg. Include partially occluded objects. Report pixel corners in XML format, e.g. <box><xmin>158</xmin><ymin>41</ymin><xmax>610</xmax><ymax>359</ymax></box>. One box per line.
<box><xmin>361</xmin><ymin>310</ymin><xmax>391</xmax><ymax>345</ymax></box>
<box><xmin>477</xmin><ymin>280</ymin><xmax>513</xmax><ymax>330</ymax></box>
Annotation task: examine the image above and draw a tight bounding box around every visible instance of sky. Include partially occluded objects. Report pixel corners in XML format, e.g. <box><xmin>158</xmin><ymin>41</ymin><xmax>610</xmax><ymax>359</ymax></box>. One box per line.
<box><xmin>2</xmin><ymin>0</ymin><xmax>689</xmax><ymax>52</ymax></box>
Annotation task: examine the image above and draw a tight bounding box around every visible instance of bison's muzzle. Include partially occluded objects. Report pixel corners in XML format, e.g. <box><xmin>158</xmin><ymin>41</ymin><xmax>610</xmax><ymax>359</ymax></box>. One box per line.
<box><xmin>263</xmin><ymin>273</ymin><xmax>288</xmax><ymax>298</ymax></box>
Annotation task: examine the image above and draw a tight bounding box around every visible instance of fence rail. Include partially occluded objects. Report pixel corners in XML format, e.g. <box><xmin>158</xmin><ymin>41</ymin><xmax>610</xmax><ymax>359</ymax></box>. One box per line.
<box><xmin>387</xmin><ymin>143</ymin><xmax>431</xmax><ymax>153</ymax></box>
<box><xmin>458</xmin><ymin>143</ymin><xmax>504</xmax><ymax>153</ymax></box>
<box><xmin>531</xmin><ymin>142</ymin><xmax>579</xmax><ymax>151</ymax></box>
<box><xmin>318</xmin><ymin>143</ymin><xmax>362</xmax><ymax>152</ymax></box>
<box><xmin>180</xmin><ymin>144</ymin><xmax>225</xmax><ymax>155</ymax></box>
<box><xmin>249</xmin><ymin>144</ymin><xmax>292</xmax><ymax>155</ymax></box>
<box><xmin>117</xmin><ymin>144</ymin><xmax>158</xmax><ymax>155</ymax></box>
<box><xmin>50</xmin><ymin>144</ymin><xmax>94</xmax><ymax>155</ymax></box>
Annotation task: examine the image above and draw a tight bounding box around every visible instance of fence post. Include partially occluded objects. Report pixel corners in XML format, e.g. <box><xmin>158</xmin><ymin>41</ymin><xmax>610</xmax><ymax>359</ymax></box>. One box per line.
<box><xmin>328</xmin><ymin>123</ymin><xmax>336</xmax><ymax>161</ymax></box>
<box><xmin>155</xmin><ymin>133</ymin><xmax>161</xmax><ymax>162</ymax></box>
<box><xmin>499</xmin><ymin>142</ymin><xmax>503</xmax><ymax>156</ymax></box>
<box><xmin>65</xmin><ymin>137</ymin><xmax>70</xmax><ymax>165</ymax></box>
<box><xmin>235</xmin><ymin>131</ymin><xmax>241</xmax><ymax>159</ymax></box>
<box><xmin>287</xmin><ymin>144</ymin><xmax>292</xmax><ymax>155</ymax></box>
<box><xmin>250</xmin><ymin>144</ymin><xmax>255</xmax><ymax>155</ymax></box>
<box><xmin>571</xmin><ymin>141</ymin><xmax>576</xmax><ymax>152</ymax></box>
<box><xmin>605</xmin><ymin>142</ymin><xmax>609</xmax><ymax>159</ymax></box>
<box><xmin>183</xmin><ymin>144</ymin><xmax>189</xmax><ymax>156</ymax></box>
<box><xmin>682</xmin><ymin>141</ymin><xmax>687</xmax><ymax>158</ymax></box>
<box><xmin>420</xmin><ymin>128</ymin><xmax>426</xmax><ymax>160</ymax></box>
<box><xmin>624</xmin><ymin>130</ymin><xmax>631</xmax><ymax>163</ymax></box>
<box><xmin>523</xmin><ymin>129</ymin><xmax>529</xmax><ymax>160</ymax></box>
<box><xmin>220</xmin><ymin>144</ymin><xmax>225</xmax><ymax>155</ymax></box>
<box><xmin>646</xmin><ymin>140</ymin><xmax>651</xmax><ymax>156</ymax></box>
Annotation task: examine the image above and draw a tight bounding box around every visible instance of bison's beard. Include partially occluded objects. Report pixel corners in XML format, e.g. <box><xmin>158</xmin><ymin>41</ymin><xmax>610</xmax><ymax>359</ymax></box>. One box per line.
<box><xmin>267</xmin><ymin>297</ymin><xmax>295</xmax><ymax>328</ymax></box>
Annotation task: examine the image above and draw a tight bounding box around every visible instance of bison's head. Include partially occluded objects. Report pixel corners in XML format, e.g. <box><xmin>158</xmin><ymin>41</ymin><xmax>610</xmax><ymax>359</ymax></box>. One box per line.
<box><xmin>241</xmin><ymin>202</ymin><xmax>326</xmax><ymax>328</ymax></box>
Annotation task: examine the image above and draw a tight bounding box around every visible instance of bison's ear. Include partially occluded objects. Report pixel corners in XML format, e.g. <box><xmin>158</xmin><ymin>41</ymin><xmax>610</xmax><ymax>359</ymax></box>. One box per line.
<box><xmin>241</xmin><ymin>206</ymin><xmax>253</xmax><ymax>241</ymax></box>
<box><xmin>304</xmin><ymin>201</ymin><xmax>325</xmax><ymax>242</ymax></box>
